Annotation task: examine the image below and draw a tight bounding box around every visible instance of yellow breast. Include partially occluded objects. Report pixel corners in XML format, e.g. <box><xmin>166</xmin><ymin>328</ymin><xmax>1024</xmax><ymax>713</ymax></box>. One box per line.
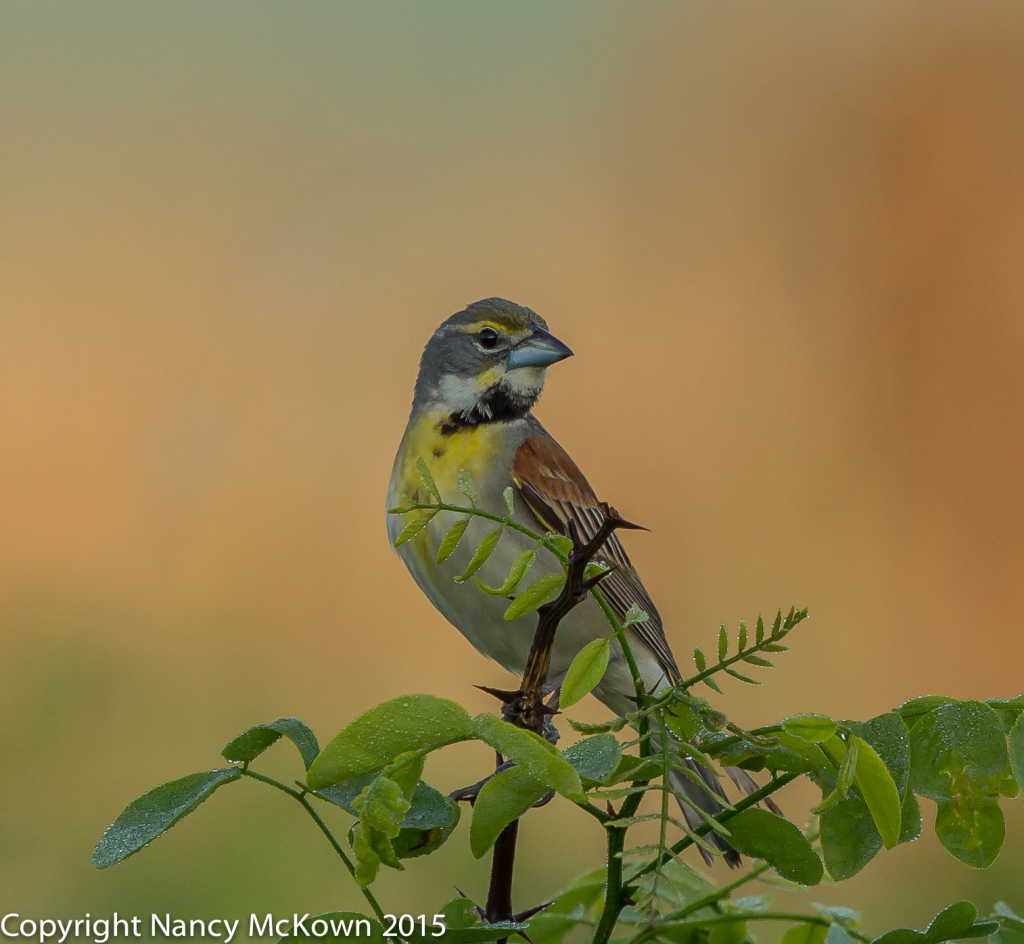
<box><xmin>394</xmin><ymin>410</ymin><xmax>508</xmax><ymax>506</ymax></box>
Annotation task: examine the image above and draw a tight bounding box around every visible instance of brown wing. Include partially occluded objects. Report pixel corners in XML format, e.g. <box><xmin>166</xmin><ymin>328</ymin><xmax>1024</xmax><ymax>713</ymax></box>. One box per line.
<box><xmin>511</xmin><ymin>431</ymin><xmax>681</xmax><ymax>684</ymax></box>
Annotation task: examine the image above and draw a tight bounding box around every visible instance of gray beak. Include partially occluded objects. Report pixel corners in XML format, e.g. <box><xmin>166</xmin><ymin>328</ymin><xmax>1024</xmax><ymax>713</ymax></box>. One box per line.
<box><xmin>507</xmin><ymin>326</ymin><xmax>574</xmax><ymax>370</ymax></box>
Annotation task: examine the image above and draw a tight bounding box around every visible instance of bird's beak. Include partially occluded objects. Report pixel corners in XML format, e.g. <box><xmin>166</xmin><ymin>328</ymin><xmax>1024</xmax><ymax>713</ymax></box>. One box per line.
<box><xmin>507</xmin><ymin>326</ymin><xmax>574</xmax><ymax>370</ymax></box>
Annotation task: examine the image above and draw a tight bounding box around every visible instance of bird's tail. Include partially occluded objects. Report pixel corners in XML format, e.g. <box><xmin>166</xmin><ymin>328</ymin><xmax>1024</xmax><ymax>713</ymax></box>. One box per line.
<box><xmin>669</xmin><ymin>756</ymin><xmax>741</xmax><ymax>868</ymax></box>
<box><xmin>667</xmin><ymin>748</ymin><xmax>784</xmax><ymax>870</ymax></box>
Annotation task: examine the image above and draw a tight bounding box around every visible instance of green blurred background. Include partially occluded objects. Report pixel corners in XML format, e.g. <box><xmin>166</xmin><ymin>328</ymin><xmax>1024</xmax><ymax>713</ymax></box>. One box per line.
<box><xmin>1</xmin><ymin>0</ymin><xmax>1022</xmax><ymax>931</ymax></box>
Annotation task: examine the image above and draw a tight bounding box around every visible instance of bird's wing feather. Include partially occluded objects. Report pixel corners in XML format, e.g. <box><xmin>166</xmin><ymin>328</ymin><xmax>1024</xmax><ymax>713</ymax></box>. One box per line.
<box><xmin>510</xmin><ymin>432</ymin><xmax>681</xmax><ymax>684</ymax></box>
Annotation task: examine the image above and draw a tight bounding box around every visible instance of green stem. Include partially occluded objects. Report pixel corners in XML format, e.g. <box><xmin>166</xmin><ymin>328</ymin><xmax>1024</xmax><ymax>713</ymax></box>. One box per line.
<box><xmin>680</xmin><ymin>639</ymin><xmax>785</xmax><ymax>691</ymax></box>
<box><xmin>627</xmin><ymin>771</ymin><xmax>799</xmax><ymax>883</ymax></box>
<box><xmin>242</xmin><ymin>769</ymin><xmax>386</xmax><ymax>922</ymax></box>
<box><xmin>632</xmin><ymin>912</ymin><xmax>871</xmax><ymax>944</ymax></box>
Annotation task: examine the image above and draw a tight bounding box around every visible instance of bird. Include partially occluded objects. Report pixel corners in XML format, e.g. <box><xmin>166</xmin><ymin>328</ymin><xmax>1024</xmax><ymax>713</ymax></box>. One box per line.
<box><xmin>387</xmin><ymin>297</ymin><xmax>744</xmax><ymax>867</ymax></box>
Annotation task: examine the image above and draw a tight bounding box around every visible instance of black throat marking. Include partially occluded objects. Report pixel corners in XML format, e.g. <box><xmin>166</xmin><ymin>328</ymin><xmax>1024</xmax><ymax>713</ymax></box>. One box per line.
<box><xmin>438</xmin><ymin>383</ymin><xmax>538</xmax><ymax>436</ymax></box>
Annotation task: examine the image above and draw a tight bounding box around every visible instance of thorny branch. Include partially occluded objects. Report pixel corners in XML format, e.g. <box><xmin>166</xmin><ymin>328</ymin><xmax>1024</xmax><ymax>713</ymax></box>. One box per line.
<box><xmin>481</xmin><ymin>503</ymin><xmax>642</xmax><ymax>927</ymax></box>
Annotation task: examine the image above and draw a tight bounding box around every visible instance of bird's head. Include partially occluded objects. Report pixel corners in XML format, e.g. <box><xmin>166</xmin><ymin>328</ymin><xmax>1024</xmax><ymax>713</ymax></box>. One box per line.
<box><xmin>413</xmin><ymin>298</ymin><xmax>573</xmax><ymax>429</ymax></box>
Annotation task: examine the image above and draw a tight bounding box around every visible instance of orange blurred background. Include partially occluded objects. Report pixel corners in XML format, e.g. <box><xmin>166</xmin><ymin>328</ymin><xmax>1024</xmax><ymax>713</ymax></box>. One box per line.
<box><xmin>1</xmin><ymin>0</ymin><xmax>1022</xmax><ymax>930</ymax></box>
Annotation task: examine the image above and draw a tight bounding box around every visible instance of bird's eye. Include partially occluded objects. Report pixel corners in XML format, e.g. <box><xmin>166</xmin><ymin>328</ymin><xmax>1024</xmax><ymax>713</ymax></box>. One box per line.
<box><xmin>478</xmin><ymin>327</ymin><xmax>499</xmax><ymax>349</ymax></box>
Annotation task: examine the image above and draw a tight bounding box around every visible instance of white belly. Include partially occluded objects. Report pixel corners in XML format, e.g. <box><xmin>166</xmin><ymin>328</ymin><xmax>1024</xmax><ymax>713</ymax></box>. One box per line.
<box><xmin>386</xmin><ymin>500</ymin><xmax>666</xmax><ymax>716</ymax></box>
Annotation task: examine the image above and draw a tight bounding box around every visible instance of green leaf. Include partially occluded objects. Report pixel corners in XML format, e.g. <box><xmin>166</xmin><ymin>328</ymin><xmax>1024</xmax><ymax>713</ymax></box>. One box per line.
<box><xmin>544</xmin><ymin>534</ymin><xmax>573</xmax><ymax>558</ymax></box>
<box><xmin>307</xmin><ymin>695</ymin><xmax>473</xmax><ymax>789</ymax></box>
<box><xmin>354</xmin><ymin>776</ymin><xmax>410</xmax><ymax>837</ymax></box>
<box><xmin>783</xmin><ymin>715</ymin><xmax>837</xmax><ymax>743</ymax></box>
<box><xmin>622</xmin><ymin>603</ymin><xmax>650</xmax><ymax>627</ymax></box>
<box><xmin>503</xmin><ymin>486</ymin><xmax>515</xmax><ymax>516</ymax></box>
<box><xmin>837</xmin><ymin>737</ymin><xmax>859</xmax><ymax>799</ymax></box>
<box><xmin>455</xmin><ymin>527</ymin><xmax>504</xmax><ymax>582</ymax></box>
<box><xmin>755</xmin><ymin>615</ymin><xmax>765</xmax><ymax>644</ymax></box>
<box><xmin>894</xmin><ymin>695</ymin><xmax>957</xmax><ymax>728</ymax></box>
<box><xmin>723</xmin><ymin>667</ymin><xmax>760</xmax><ymax>685</ymax></box>
<box><xmin>731</xmin><ymin>894</ymin><xmax>773</xmax><ymax>914</ymax></box>
<box><xmin>709</xmin><ymin>921</ymin><xmax>747</xmax><ymax>944</ymax></box>
<box><xmin>1009</xmin><ymin>714</ymin><xmax>1024</xmax><ymax>793</ymax></box>
<box><xmin>908</xmin><ymin>700</ymin><xmax>1010</xmax><ymax>866</ymax></box>
<box><xmin>476</xmin><ymin>548</ymin><xmax>537</xmax><ymax>596</ymax></box>
<box><xmin>987</xmin><ymin>695</ymin><xmax>1024</xmax><ymax>734</ymax></box>
<box><xmin>717</xmin><ymin>625</ymin><xmax>728</xmax><ymax>660</ymax></box>
<box><xmin>819</xmin><ymin>791</ymin><xmax>881</xmax><ymax>881</ymax></box>
<box><xmin>560</xmin><ymin>638</ymin><xmax>611</xmax><ymax>708</ymax></box>
<box><xmin>917</xmin><ymin>696</ymin><xmax>1011</xmax><ymax>798</ymax></box>
<box><xmin>925</xmin><ymin>902</ymin><xmax>979</xmax><ymax>942</ymax></box>
<box><xmin>934</xmin><ymin>797</ymin><xmax>1004</xmax><ymax>869</ymax></box>
<box><xmin>504</xmin><ymin>573</ymin><xmax>565</xmax><ymax>621</ymax></box>
<box><xmin>278</xmin><ymin>912</ymin><xmax>385</xmax><ymax>944</ymax></box>
<box><xmin>780</xmin><ymin>926</ymin><xmax>828</xmax><ymax>944</ymax></box>
<box><xmin>825</xmin><ymin>927</ymin><xmax>856</xmax><ymax>944</ymax></box>
<box><xmin>871</xmin><ymin>931</ymin><xmax>927</xmax><ymax>944</ymax></box>
<box><xmin>993</xmin><ymin>902</ymin><xmax>1024</xmax><ymax>944</ymax></box>
<box><xmin>458</xmin><ymin>469</ymin><xmax>478</xmax><ymax>504</ymax></box>
<box><xmin>315</xmin><ymin>776</ymin><xmax>459</xmax><ymax>859</ymax></box>
<box><xmin>852</xmin><ymin>735</ymin><xmax>902</xmax><ymax>849</ymax></box>
<box><xmin>563</xmin><ymin>734</ymin><xmax>622</xmax><ymax>785</ymax></box>
<box><xmin>471</xmin><ymin>714</ymin><xmax>584</xmax><ymax>801</ymax></box>
<box><xmin>812</xmin><ymin>905</ymin><xmax>862</xmax><ymax>929</ymax></box>
<box><xmin>848</xmin><ymin>713</ymin><xmax>911</xmax><ymax>795</ymax></box>
<box><xmin>871</xmin><ymin>900</ymin><xmax>999</xmax><ymax>944</ymax></box>
<box><xmin>816</xmin><ymin>714</ymin><xmax>911</xmax><ymax>878</ymax></box>
<box><xmin>385</xmin><ymin>752</ymin><xmax>426</xmax><ymax>800</ymax></box>
<box><xmin>693</xmin><ymin>647</ymin><xmax>707</xmax><ymax>672</ymax></box>
<box><xmin>724</xmin><ymin>808</ymin><xmax>823</xmax><ymax>885</ymax></box>
<box><xmin>470</xmin><ymin>765</ymin><xmax>548</xmax><ymax>857</ymax></box>
<box><xmin>417</xmin><ymin>456</ymin><xmax>440</xmax><ymax>500</ymax></box>
<box><xmin>898</xmin><ymin>791</ymin><xmax>922</xmax><ymax>845</ymax></box>
<box><xmin>394</xmin><ymin>509</ymin><xmax>437</xmax><ymax>546</ymax></box>
<box><xmin>350</xmin><ymin>823</ymin><xmax>384</xmax><ymax>886</ymax></box>
<box><xmin>742</xmin><ymin>655</ymin><xmax>774</xmax><ymax>668</ymax></box>
<box><xmin>665</xmin><ymin>703</ymin><xmax>701</xmax><ymax>741</ymax></box>
<box><xmin>737</xmin><ymin>619</ymin><xmax>748</xmax><ymax>650</ymax></box>
<box><xmin>221</xmin><ymin>717</ymin><xmax>320</xmax><ymax>771</ymax></box>
<box><xmin>391</xmin><ymin>784</ymin><xmax>461</xmax><ymax>858</ymax></box>
<box><xmin>92</xmin><ymin>768</ymin><xmax>241</xmax><ymax>868</ymax></box>
<box><xmin>437</xmin><ymin>517</ymin><xmax>471</xmax><ymax>563</ymax></box>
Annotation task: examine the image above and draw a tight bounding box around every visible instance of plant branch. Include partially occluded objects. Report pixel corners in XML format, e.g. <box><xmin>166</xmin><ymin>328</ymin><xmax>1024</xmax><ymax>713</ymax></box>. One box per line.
<box><xmin>484</xmin><ymin>504</ymin><xmax>639</xmax><ymax>928</ymax></box>
<box><xmin>242</xmin><ymin>769</ymin><xmax>386</xmax><ymax>922</ymax></box>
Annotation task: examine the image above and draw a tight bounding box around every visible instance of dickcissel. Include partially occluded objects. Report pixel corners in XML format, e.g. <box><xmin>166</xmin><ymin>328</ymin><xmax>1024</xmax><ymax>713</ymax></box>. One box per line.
<box><xmin>387</xmin><ymin>297</ymin><xmax>743</xmax><ymax>866</ymax></box>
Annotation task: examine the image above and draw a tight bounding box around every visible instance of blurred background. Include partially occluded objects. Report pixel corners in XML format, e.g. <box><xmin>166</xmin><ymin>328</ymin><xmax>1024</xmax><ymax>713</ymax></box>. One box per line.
<box><xmin>1</xmin><ymin>0</ymin><xmax>1022</xmax><ymax>931</ymax></box>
